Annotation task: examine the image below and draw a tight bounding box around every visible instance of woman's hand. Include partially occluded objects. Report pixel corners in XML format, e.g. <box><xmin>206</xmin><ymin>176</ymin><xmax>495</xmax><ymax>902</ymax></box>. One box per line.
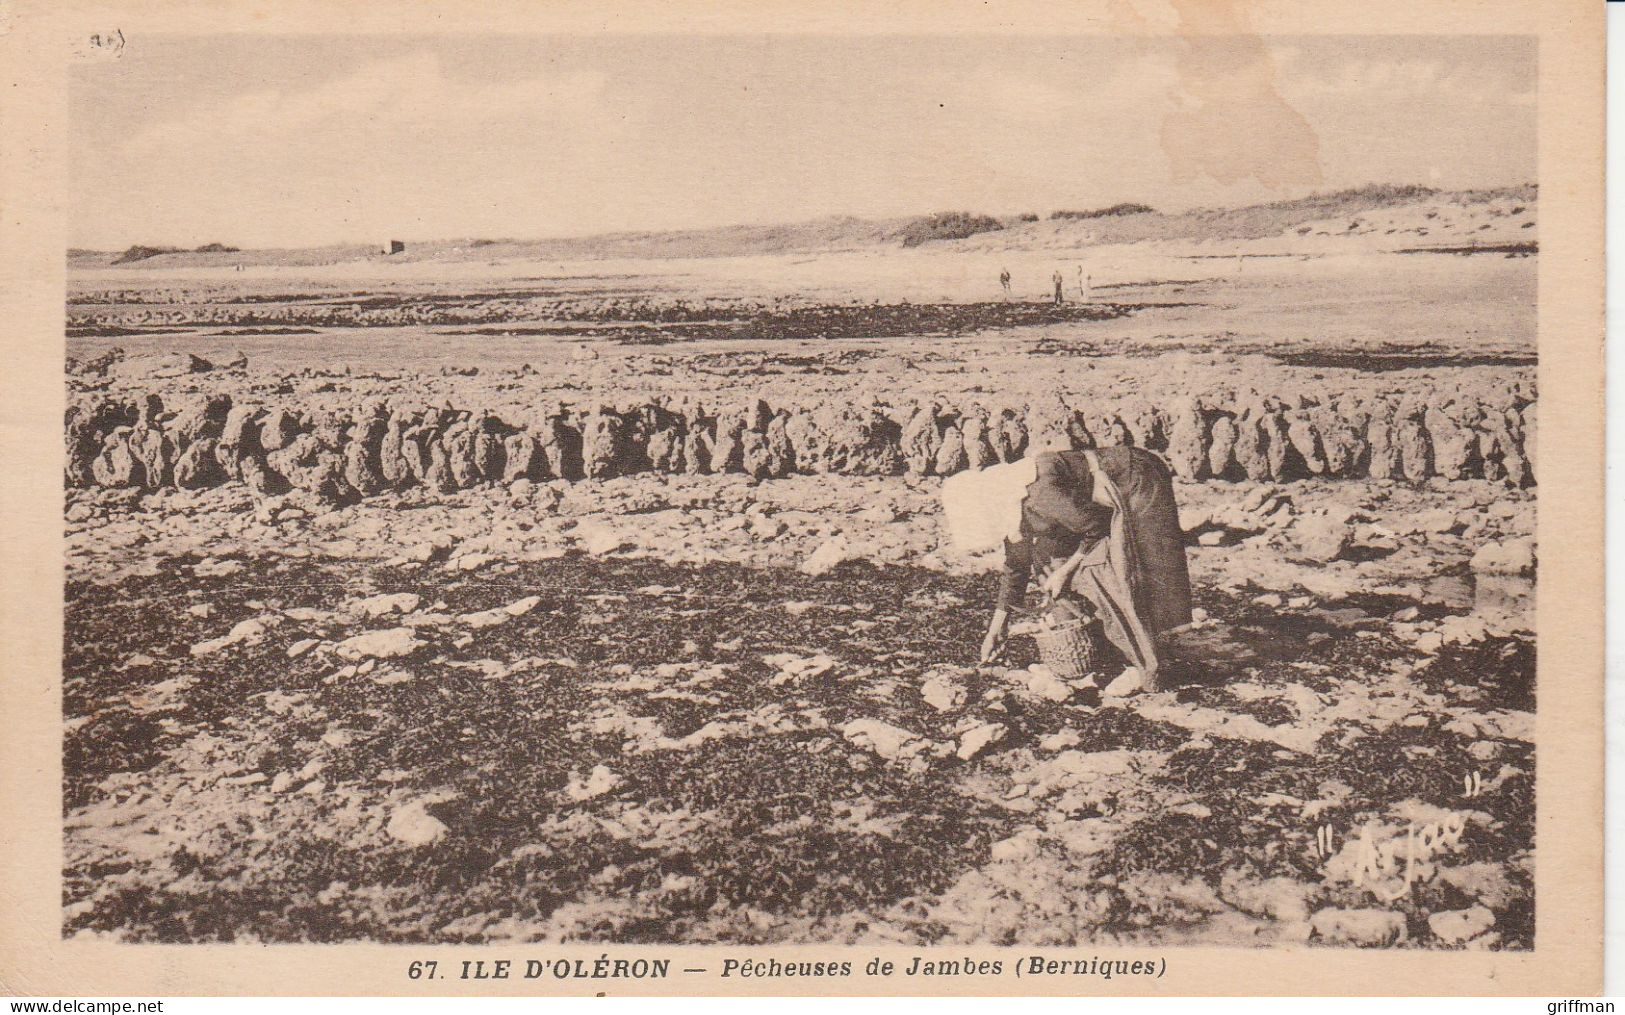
<box><xmin>1039</xmin><ymin>567</ymin><xmax>1069</xmax><ymax>602</ymax></box>
<box><xmin>1041</xmin><ymin>546</ymin><xmax>1089</xmax><ymax>601</ymax></box>
<box><xmin>980</xmin><ymin>608</ymin><xmax>1010</xmax><ymax>664</ymax></box>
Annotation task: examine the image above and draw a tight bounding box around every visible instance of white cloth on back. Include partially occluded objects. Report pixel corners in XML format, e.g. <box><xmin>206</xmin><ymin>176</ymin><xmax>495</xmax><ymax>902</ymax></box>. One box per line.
<box><xmin>939</xmin><ymin>458</ymin><xmax>1038</xmax><ymax>555</ymax></box>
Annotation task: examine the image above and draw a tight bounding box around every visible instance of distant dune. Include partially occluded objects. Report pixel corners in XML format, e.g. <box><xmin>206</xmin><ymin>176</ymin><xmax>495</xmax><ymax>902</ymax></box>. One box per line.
<box><xmin>69</xmin><ymin>183</ymin><xmax>1536</xmax><ymax>271</ymax></box>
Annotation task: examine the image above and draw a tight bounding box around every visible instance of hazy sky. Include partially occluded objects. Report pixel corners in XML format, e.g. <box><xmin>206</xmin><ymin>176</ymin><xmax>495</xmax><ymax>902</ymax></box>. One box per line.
<box><xmin>69</xmin><ymin>34</ymin><xmax>1535</xmax><ymax>249</ymax></box>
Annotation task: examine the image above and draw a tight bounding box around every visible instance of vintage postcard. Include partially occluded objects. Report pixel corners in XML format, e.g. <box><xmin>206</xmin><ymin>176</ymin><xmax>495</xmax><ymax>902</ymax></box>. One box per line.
<box><xmin>0</xmin><ymin>0</ymin><xmax>1604</xmax><ymax>998</ymax></box>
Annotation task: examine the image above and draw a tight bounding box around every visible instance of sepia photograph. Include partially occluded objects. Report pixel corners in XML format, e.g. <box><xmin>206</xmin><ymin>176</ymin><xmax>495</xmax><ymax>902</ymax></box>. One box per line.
<box><xmin>54</xmin><ymin>28</ymin><xmax>1548</xmax><ymax>952</ymax></box>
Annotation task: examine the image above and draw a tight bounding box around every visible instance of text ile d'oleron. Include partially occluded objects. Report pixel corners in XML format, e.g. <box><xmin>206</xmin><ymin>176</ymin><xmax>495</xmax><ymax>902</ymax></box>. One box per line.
<box><xmin>410</xmin><ymin>955</ymin><xmax>1168</xmax><ymax>982</ymax></box>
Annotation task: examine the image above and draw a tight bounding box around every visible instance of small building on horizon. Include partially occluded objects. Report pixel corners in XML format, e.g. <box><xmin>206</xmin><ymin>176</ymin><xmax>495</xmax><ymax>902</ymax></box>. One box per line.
<box><xmin>383</xmin><ymin>240</ymin><xmax>405</xmax><ymax>255</ymax></box>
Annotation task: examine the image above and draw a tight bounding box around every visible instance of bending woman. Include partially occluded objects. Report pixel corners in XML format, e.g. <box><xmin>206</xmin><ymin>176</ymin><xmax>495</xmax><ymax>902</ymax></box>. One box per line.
<box><xmin>941</xmin><ymin>446</ymin><xmax>1193</xmax><ymax>691</ymax></box>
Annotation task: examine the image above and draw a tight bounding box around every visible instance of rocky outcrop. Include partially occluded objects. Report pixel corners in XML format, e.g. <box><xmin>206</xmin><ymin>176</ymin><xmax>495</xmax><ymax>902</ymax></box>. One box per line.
<box><xmin>62</xmin><ymin>385</ymin><xmax>1538</xmax><ymax>501</ymax></box>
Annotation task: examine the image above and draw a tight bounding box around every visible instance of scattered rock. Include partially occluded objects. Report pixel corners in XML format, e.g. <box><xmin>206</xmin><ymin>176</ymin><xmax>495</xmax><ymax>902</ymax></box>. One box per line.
<box><xmin>386</xmin><ymin>801</ymin><xmax>450</xmax><ymax>846</ymax></box>
<box><xmin>920</xmin><ymin>673</ymin><xmax>968</xmax><ymax>711</ymax></box>
<box><xmin>1305</xmin><ymin>606</ymin><xmax>1372</xmax><ymax>631</ymax></box>
<box><xmin>565</xmin><ymin>765</ymin><xmax>623</xmax><ymax>802</ymax></box>
<box><xmin>1437</xmin><ymin>863</ymin><xmax>1518</xmax><ymax>909</ymax></box>
<box><xmin>748</xmin><ymin>515</ymin><xmax>787</xmax><ymax>539</ymax></box>
<box><xmin>459</xmin><ymin>607</ymin><xmax>517</xmax><ymax>629</ymax></box>
<box><xmin>990</xmin><ymin>831</ymin><xmax>1044</xmax><ymax>863</ymax></box>
<box><xmin>334</xmin><ymin>627</ymin><xmax>424</xmax><ymax>661</ymax></box>
<box><xmin>1220</xmin><ymin>871</ymin><xmax>1312</xmax><ymax>924</ymax></box>
<box><xmin>1310</xmin><ymin>907</ymin><xmax>1407</xmax><ymax>946</ymax></box>
<box><xmin>503</xmin><ymin>596</ymin><xmax>542</xmax><ymax>616</ymax></box>
<box><xmin>955</xmin><ymin>722</ymin><xmax>1007</xmax><ymax>761</ymax></box>
<box><xmin>1470</xmin><ymin>537</ymin><xmax>1535</xmax><ymax>576</ymax></box>
<box><xmin>193</xmin><ymin>557</ymin><xmax>245</xmax><ymax>578</ymax></box>
<box><xmin>407</xmin><ymin>540</ymin><xmax>455</xmax><ymax>564</ymax></box>
<box><xmin>1294</xmin><ymin>512</ymin><xmax>1353</xmax><ymax>562</ymax></box>
<box><xmin>1103</xmin><ymin>667</ymin><xmax>1144</xmax><ymax>698</ymax></box>
<box><xmin>841</xmin><ymin>718</ymin><xmax>931</xmax><ymax>765</ymax></box>
<box><xmin>1047</xmin><ymin>749</ymin><xmax>1141</xmax><ymax>780</ymax></box>
<box><xmin>190</xmin><ymin>617</ymin><xmax>270</xmax><ymax>657</ymax></box>
<box><xmin>799</xmin><ymin>536</ymin><xmax>853</xmax><ymax>577</ymax></box>
<box><xmin>763</xmin><ymin>652</ymin><xmax>837</xmax><ymax>686</ymax></box>
<box><xmin>1025</xmin><ymin>668</ymin><xmax>1074</xmax><ymax>702</ymax></box>
<box><xmin>1428</xmin><ymin>905</ymin><xmax>1495</xmax><ymax>945</ymax></box>
<box><xmin>351</xmin><ymin>592</ymin><xmax>422</xmax><ymax>618</ymax></box>
<box><xmin>576</xmin><ymin>521</ymin><xmax>632</xmax><ymax>556</ymax></box>
<box><xmin>1411</xmin><ymin>508</ymin><xmax>1466</xmax><ymax>535</ymax></box>
<box><xmin>1038</xmin><ymin>729</ymin><xmax>1082</xmax><ymax>752</ymax></box>
<box><xmin>286</xmin><ymin>638</ymin><xmax>320</xmax><ymax>659</ymax></box>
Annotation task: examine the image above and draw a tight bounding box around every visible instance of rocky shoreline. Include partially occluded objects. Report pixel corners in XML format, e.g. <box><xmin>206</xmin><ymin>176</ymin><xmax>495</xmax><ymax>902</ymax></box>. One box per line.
<box><xmin>67</xmin><ymin>378</ymin><xmax>1535</xmax><ymax>509</ymax></box>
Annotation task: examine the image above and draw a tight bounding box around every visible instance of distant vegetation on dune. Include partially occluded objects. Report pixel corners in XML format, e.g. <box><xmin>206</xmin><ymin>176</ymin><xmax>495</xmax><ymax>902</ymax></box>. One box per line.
<box><xmin>110</xmin><ymin>242</ymin><xmax>242</xmax><ymax>264</ymax></box>
<box><xmin>972</xmin><ymin>183</ymin><xmax>1539</xmax><ymax>251</ymax></box>
<box><xmin>110</xmin><ymin>245</ymin><xmax>183</xmax><ymax>265</ymax></box>
<box><xmin>73</xmin><ymin>183</ymin><xmax>1536</xmax><ymax>269</ymax></box>
<box><xmin>1050</xmin><ymin>203</ymin><xmax>1156</xmax><ymax>220</ymax></box>
<box><xmin>896</xmin><ymin>212</ymin><xmax>1005</xmax><ymax>247</ymax></box>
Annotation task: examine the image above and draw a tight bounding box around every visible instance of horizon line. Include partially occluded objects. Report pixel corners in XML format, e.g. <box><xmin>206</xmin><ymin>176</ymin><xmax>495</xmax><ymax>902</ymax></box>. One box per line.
<box><xmin>67</xmin><ymin>180</ymin><xmax>1538</xmax><ymax>255</ymax></box>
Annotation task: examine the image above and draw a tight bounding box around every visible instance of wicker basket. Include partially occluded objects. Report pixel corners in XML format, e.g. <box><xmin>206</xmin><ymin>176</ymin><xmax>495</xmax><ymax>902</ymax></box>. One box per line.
<box><xmin>1031</xmin><ymin>616</ymin><xmax>1103</xmax><ymax>681</ymax></box>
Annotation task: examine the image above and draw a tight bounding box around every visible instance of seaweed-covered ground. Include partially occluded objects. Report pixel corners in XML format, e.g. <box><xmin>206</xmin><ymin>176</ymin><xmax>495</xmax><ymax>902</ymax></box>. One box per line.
<box><xmin>62</xmin><ymin>473</ymin><xmax>1534</xmax><ymax>948</ymax></box>
<box><xmin>62</xmin><ymin>202</ymin><xmax>1537</xmax><ymax>947</ymax></box>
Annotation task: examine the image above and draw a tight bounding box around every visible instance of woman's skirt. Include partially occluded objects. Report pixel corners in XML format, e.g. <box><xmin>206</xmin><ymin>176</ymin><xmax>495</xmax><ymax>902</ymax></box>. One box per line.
<box><xmin>1064</xmin><ymin>447</ymin><xmax>1193</xmax><ymax>688</ymax></box>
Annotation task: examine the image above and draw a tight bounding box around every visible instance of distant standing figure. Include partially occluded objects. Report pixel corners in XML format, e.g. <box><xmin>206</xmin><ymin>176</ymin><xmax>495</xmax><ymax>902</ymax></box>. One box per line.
<box><xmin>1077</xmin><ymin>264</ymin><xmax>1088</xmax><ymax>300</ymax></box>
<box><xmin>1052</xmin><ymin>270</ymin><xmax>1065</xmax><ymax>305</ymax></box>
<box><xmin>999</xmin><ymin>268</ymin><xmax>1012</xmax><ymax>297</ymax></box>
